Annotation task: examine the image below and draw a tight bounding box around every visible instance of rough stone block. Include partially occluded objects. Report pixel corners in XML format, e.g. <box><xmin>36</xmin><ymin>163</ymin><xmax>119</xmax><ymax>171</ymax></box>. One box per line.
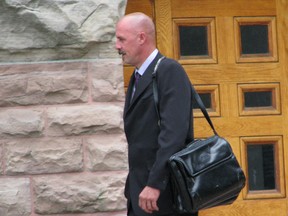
<box><xmin>33</xmin><ymin>173</ymin><xmax>126</xmax><ymax>214</ymax></box>
<box><xmin>0</xmin><ymin>109</ymin><xmax>44</xmax><ymax>137</ymax></box>
<box><xmin>86</xmin><ymin>134</ymin><xmax>128</xmax><ymax>171</ymax></box>
<box><xmin>4</xmin><ymin>138</ymin><xmax>83</xmax><ymax>175</ymax></box>
<box><xmin>0</xmin><ymin>62</ymin><xmax>88</xmax><ymax>106</ymax></box>
<box><xmin>0</xmin><ymin>144</ymin><xmax>2</xmax><ymax>175</ymax></box>
<box><xmin>46</xmin><ymin>104</ymin><xmax>123</xmax><ymax>136</ymax></box>
<box><xmin>0</xmin><ymin>178</ymin><xmax>31</xmax><ymax>216</ymax></box>
<box><xmin>90</xmin><ymin>59</ymin><xmax>125</xmax><ymax>102</ymax></box>
<box><xmin>0</xmin><ymin>0</ymin><xmax>127</xmax><ymax>62</ymax></box>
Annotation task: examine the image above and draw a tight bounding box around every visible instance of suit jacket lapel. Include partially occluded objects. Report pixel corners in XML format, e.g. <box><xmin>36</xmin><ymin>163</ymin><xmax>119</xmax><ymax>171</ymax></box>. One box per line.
<box><xmin>124</xmin><ymin>71</ymin><xmax>135</xmax><ymax>116</ymax></box>
<box><xmin>124</xmin><ymin>53</ymin><xmax>163</xmax><ymax>118</ymax></box>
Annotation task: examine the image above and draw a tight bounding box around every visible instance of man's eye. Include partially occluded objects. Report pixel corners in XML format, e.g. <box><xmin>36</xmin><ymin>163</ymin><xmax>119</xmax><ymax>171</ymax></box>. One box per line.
<box><xmin>118</xmin><ymin>37</ymin><xmax>125</xmax><ymax>42</ymax></box>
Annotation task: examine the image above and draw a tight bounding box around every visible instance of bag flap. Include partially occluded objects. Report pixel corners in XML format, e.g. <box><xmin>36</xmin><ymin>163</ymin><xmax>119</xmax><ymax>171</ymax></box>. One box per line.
<box><xmin>169</xmin><ymin>135</ymin><xmax>233</xmax><ymax>177</ymax></box>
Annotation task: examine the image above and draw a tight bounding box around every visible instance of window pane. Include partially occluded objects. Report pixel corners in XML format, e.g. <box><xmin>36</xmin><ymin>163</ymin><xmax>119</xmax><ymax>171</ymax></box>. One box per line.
<box><xmin>192</xmin><ymin>93</ymin><xmax>211</xmax><ymax>109</ymax></box>
<box><xmin>179</xmin><ymin>26</ymin><xmax>208</xmax><ymax>56</ymax></box>
<box><xmin>247</xmin><ymin>144</ymin><xmax>275</xmax><ymax>190</ymax></box>
<box><xmin>240</xmin><ymin>25</ymin><xmax>269</xmax><ymax>54</ymax></box>
<box><xmin>244</xmin><ymin>91</ymin><xmax>272</xmax><ymax>108</ymax></box>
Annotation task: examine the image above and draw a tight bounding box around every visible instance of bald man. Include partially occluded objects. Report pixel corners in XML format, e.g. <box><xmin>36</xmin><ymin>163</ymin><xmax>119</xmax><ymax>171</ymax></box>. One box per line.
<box><xmin>116</xmin><ymin>13</ymin><xmax>197</xmax><ymax>216</ymax></box>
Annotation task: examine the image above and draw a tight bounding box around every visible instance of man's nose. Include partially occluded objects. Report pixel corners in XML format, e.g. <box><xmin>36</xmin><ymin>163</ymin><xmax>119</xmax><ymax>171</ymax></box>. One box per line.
<box><xmin>115</xmin><ymin>40</ymin><xmax>120</xmax><ymax>50</ymax></box>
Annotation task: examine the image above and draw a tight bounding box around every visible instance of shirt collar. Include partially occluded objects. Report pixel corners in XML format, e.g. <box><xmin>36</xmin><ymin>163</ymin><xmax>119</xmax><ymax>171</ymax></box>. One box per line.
<box><xmin>136</xmin><ymin>49</ymin><xmax>158</xmax><ymax>76</ymax></box>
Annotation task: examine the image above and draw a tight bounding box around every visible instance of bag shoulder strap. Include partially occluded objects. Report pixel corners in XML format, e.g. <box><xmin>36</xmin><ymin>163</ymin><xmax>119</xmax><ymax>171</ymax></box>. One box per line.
<box><xmin>152</xmin><ymin>57</ymin><xmax>218</xmax><ymax>136</ymax></box>
<box><xmin>190</xmin><ymin>85</ymin><xmax>218</xmax><ymax>135</ymax></box>
<box><xmin>152</xmin><ymin>56</ymin><xmax>165</xmax><ymax>126</ymax></box>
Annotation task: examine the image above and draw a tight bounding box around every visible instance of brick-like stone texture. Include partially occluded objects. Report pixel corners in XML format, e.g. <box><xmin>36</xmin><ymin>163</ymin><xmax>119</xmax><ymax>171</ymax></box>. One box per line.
<box><xmin>86</xmin><ymin>134</ymin><xmax>128</xmax><ymax>171</ymax></box>
<box><xmin>4</xmin><ymin>138</ymin><xmax>83</xmax><ymax>175</ymax></box>
<box><xmin>0</xmin><ymin>0</ymin><xmax>127</xmax><ymax>62</ymax></box>
<box><xmin>0</xmin><ymin>0</ymin><xmax>128</xmax><ymax>215</ymax></box>
<box><xmin>91</xmin><ymin>59</ymin><xmax>125</xmax><ymax>102</ymax></box>
<box><xmin>0</xmin><ymin>64</ymin><xmax>88</xmax><ymax>106</ymax></box>
<box><xmin>0</xmin><ymin>109</ymin><xmax>44</xmax><ymax>138</ymax></box>
<box><xmin>0</xmin><ymin>178</ymin><xmax>31</xmax><ymax>216</ymax></box>
<box><xmin>46</xmin><ymin>105</ymin><xmax>123</xmax><ymax>136</ymax></box>
<box><xmin>33</xmin><ymin>173</ymin><xmax>126</xmax><ymax>214</ymax></box>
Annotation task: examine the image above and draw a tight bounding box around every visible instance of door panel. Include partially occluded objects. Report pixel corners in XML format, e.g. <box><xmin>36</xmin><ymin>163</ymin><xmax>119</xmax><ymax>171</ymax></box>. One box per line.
<box><xmin>171</xmin><ymin>0</ymin><xmax>276</xmax><ymax>17</ymax></box>
<box><xmin>125</xmin><ymin>0</ymin><xmax>288</xmax><ymax>215</ymax></box>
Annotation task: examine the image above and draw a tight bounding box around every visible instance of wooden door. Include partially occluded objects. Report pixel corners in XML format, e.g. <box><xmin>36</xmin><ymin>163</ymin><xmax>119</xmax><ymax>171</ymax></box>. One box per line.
<box><xmin>125</xmin><ymin>0</ymin><xmax>288</xmax><ymax>215</ymax></box>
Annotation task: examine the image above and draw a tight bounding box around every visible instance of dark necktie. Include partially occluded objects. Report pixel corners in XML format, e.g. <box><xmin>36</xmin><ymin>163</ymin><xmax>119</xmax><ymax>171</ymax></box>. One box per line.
<box><xmin>134</xmin><ymin>71</ymin><xmax>141</xmax><ymax>88</ymax></box>
<box><xmin>131</xmin><ymin>70</ymin><xmax>141</xmax><ymax>99</ymax></box>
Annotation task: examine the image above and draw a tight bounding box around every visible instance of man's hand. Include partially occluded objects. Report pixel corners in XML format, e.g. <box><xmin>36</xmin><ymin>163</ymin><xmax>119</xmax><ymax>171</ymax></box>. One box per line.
<box><xmin>138</xmin><ymin>186</ymin><xmax>160</xmax><ymax>214</ymax></box>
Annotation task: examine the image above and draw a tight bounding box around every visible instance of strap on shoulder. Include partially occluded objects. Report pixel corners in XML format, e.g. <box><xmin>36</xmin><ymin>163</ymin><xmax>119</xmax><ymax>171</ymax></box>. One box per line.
<box><xmin>152</xmin><ymin>56</ymin><xmax>218</xmax><ymax>135</ymax></box>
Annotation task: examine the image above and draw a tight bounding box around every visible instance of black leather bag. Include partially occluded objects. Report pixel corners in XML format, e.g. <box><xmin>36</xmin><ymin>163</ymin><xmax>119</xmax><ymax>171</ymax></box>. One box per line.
<box><xmin>168</xmin><ymin>135</ymin><xmax>246</xmax><ymax>213</ymax></box>
<box><xmin>152</xmin><ymin>57</ymin><xmax>246</xmax><ymax>214</ymax></box>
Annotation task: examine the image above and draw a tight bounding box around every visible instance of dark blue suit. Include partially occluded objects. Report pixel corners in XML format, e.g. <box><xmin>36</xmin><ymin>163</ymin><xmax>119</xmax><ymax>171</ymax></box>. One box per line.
<box><xmin>123</xmin><ymin>53</ymin><xmax>196</xmax><ymax>216</ymax></box>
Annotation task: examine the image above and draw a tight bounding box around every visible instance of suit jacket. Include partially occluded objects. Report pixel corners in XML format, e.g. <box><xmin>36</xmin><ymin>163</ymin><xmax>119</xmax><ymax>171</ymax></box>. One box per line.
<box><xmin>124</xmin><ymin>53</ymin><xmax>195</xmax><ymax>216</ymax></box>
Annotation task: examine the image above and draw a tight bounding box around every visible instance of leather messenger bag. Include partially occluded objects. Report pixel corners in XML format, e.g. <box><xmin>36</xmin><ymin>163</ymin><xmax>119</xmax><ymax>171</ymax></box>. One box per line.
<box><xmin>152</xmin><ymin>57</ymin><xmax>246</xmax><ymax>214</ymax></box>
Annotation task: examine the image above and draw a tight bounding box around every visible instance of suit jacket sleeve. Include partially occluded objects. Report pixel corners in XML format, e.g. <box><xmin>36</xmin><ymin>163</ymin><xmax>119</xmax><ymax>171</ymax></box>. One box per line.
<box><xmin>147</xmin><ymin>58</ymin><xmax>192</xmax><ymax>190</ymax></box>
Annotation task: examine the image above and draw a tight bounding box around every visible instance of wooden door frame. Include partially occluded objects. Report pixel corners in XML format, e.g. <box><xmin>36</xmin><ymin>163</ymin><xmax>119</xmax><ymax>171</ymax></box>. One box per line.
<box><xmin>276</xmin><ymin>0</ymin><xmax>288</xmax><ymax>208</ymax></box>
<box><xmin>154</xmin><ymin>0</ymin><xmax>173</xmax><ymax>58</ymax></box>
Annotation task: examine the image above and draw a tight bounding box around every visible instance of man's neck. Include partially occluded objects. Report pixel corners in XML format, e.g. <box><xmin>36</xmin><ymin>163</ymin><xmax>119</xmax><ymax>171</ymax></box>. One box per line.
<box><xmin>136</xmin><ymin>46</ymin><xmax>156</xmax><ymax>69</ymax></box>
<box><xmin>136</xmin><ymin>49</ymin><xmax>158</xmax><ymax>76</ymax></box>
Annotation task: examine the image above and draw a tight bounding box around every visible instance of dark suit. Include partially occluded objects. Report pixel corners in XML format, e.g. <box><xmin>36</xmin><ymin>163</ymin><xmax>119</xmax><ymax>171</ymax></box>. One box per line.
<box><xmin>123</xmin><ymin>53</ymin><xmax>196</xmax><ymax>216</ymax></box>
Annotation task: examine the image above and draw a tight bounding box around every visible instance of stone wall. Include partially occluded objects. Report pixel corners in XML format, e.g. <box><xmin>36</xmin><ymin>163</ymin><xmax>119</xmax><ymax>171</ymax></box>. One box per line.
<box><xmin>0</xmin><ymin>0</ymin><xmax>127</xmax><ymax>216</ymax></box>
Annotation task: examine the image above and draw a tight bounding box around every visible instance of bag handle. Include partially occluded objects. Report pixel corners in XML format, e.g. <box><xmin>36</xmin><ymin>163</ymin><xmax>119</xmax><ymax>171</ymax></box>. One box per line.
<box><xmin>152</xmin><ymin>56</ymin><xmax>218</xmax><ymax>136</ymax></box>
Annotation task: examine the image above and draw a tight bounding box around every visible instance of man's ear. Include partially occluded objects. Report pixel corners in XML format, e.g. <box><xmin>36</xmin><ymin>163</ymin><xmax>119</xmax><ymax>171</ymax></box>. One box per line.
<box><xmin>138</xmin><ymin>32</ymin><xmax>146</xmax><ymax>44</ymax></box>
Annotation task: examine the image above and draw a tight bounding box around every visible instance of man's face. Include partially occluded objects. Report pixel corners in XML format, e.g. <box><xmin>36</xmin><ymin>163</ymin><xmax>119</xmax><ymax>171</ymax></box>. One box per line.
<box><xmin>115</xmin><ymin>21</ymin><xmax>140</xmax><ymax>66</ymax></box>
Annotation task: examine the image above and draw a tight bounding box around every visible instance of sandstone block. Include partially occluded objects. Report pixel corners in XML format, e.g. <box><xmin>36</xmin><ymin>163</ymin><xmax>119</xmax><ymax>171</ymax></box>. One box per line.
<box><xmin>0</xmin><ymin>109</ymin><xmax>44</xmax><ymax>137</ymax></box>
<box><xmin>0</xmin><ymin>65</ymin><xmax>88</xmax><ymax>106</ymax></box>
<box><xmin>4</xmin><ymin>138</ymin><xmax>83</xmax><ymax>175</ymax></box>
<box><xmin>46</xmin><ymin>104</ymin><xmax>123</xmax><ymax>136</ymax></box>
<box><xmin>0</xmin><ymin>145</ymin><xmax>2</xmax><ymax>175</ymax></box>
<box><xmin>33</xmin><ymin>173</ymin><xmax>126</xmax><ymax>214</ymax></box>
<box><xmin>0</xmin><ymin>178</ymin><xmax>31</xmax><ymax>216</ymax></box>
<box><xmin>0</xmin><ymin>0</ymin><xmax>127</xmax><ymax>62</ymax></box>
<box><xmin>86</xmin><ymin>134</ymin><xmax>128</xmax><ymax>171</ymax></box>
<box><xmin>90</xmin><ymin>59</ymin><xmax>125</xmax><ymax>102</ymax></box>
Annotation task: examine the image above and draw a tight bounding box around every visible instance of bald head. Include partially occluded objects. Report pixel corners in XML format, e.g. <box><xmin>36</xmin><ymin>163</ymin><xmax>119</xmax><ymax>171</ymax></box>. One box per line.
<box><xmin>115</xmin><ymin>12</ymin><xmax>157</xmax><ymax>68</ymax></box>
<box><xmin>118</xmin><ymin>12</ymin><xmax>156</xmax><ymax>42</ymax></box>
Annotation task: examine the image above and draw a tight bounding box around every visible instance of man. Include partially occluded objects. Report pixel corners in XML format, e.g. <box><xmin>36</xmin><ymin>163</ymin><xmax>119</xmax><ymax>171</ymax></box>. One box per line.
<box><xmin>115</xmin><ymin>12</ymin><xmax>197</xmax><ymax>216</ymax></box>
